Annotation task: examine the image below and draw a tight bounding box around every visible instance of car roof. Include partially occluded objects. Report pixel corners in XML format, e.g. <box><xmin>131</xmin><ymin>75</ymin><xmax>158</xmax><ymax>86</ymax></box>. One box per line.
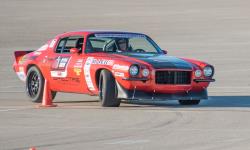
<box><xmin>56</xmin><ymin>30</ymin><xmax>146</xmax><ymax>37</ymax></box>
<box><xmin>74</xmin><ymin>29</ymin><xmax>143</xmax><ymax>34</ymax></box>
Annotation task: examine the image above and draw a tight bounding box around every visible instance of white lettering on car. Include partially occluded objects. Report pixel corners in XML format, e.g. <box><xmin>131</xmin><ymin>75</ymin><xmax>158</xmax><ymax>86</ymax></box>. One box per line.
<box><xmin>112</xmin><ymin>64</ymin><xmax>129</xmax><ymax>71</ymax></box>
<box><xmin>50</xmin><ymin>71</ymin><xmax>68</xmax><ymax>78</ymax></box>
<box><xmin>92</xmin><ymin>59</ymin><xmax>114</xmax><ymax>66</ymax></box>
<box><xmin>114</xmin><ymin>72</ymin><xmax>125</xmax><ymax>77</ymax></box>
<box><xmin>84</xmin><ymin>57</ymin><xmax>95</xmax><ymax>91</ymax></box>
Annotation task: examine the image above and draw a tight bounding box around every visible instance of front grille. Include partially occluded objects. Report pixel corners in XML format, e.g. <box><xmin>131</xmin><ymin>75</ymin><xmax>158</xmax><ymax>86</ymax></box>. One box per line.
<box><xmin>155</xmin><ymin>71</ymin><xmax>191</xmax><ymax>84</ymax></box>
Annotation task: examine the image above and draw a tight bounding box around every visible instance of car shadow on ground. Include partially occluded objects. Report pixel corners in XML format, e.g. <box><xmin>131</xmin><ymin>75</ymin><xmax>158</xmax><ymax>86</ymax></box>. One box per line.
<box><xmin>199</xmin><ymin>96</ymin><xmax>250</xmax><ymax>107</ymax></box>
<box><xmin>54</xmin><ymin>96</ymin><xmax>250</xmax><ymax>108</ymax></box>
<box><xmin>55</xmin><ymin>100</ymin><xmax>99</xmax><ymax>103</ymax></box>
<box><xmin>123</xmin><ymin>96</ymin><xmax>250</xmax><ymax>108</ymax></box>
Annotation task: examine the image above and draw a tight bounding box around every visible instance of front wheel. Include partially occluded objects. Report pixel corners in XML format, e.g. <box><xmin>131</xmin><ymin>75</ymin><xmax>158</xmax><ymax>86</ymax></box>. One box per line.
<box><xmin>178</xmin><ymin>100</ymin><xmax>200</xmax><ymax>105</ymax></box>
<box><xmin>99</xmin><ymin>70</ymin><xmax>120</xmax><ymax>107</ymax></box>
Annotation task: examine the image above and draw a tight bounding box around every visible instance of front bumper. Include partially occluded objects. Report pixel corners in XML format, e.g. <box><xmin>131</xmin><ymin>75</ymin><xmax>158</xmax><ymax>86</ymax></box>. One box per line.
<box><xmin>123</xmin><ymin>77</ymin><xmax>215</xmax><ymax>83</ymax></box>
<box><xmin>116</xmin><ymin>82</ymin><xmax>208</xmax><ymax>101</ymax></box>
<box><xmin>193</xmin><ymin>79</ymin><xmax>215</xmax><ymax>83</ymax></box>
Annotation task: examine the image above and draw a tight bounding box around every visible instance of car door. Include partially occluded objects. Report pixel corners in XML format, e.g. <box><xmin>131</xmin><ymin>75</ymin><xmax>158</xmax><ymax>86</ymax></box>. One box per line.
<box><xmin>48</xmin><ymin>35</ymin><xmax>86</xmax><ymax>93</ymax></box>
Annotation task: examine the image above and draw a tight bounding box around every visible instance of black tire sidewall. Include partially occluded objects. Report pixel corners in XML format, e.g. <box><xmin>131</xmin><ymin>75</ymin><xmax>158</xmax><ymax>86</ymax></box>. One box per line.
<box><xmin>26</xmin><ymin>66</ymin><xmax>44</xmax><ymax>103</ymax></box>
<box><xmin>98</xmin><ymin>74</ymin><xmax>103</xmax><ymax>101</ymax></box>
<box><xmin>99</xmin><ymin>70</ymin><xmax>120</xmax><ymax>107</ymax></box>
<box><xmin>51</xmin><ymin>91</ymin><xmax>57</xmax><ymax>100</ymax></box>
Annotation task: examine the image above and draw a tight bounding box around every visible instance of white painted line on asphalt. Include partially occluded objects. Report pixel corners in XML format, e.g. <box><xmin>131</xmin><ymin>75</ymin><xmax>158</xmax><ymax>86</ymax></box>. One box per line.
<box><xmin>0</xmin><ymin>106</ymin><xmax>34</xmax><ymax>112</ymax></box>
<box><xmin>210</xmin><ymin>86</ymin><xmax>250</xmax><ymax>89</ymax></box>
<box><xmin>0</xmin><ymin>106</ymin><xmax>34</xmax><ymax>109</ymax></box>
<box><xmin>0</xmin><ymin>91</ymin><xmax>24</xmax><ymax>93</ymax></box>
<box><xmin>0</xmin><ymin>85</ymin><xmax>24</xmax><ymax>88</ymax></box>
<box><xmin>106</xmin><ymin>139</ymin><xmax>149</xmax><ymax>145</ymax></box>
<box><xmin>216</xmin><ymin>69</ymin><xmax>250</xmax><ymax>73</ymax></box>
<box><xmin>0</xmin><ymin>126</ymin><xmax>146</xmax><ymax>130</ymax></box>
<box><xmin>0</xmin><ymin>108</ymin><xmax>25</xmax><ymax>112</ymax></box>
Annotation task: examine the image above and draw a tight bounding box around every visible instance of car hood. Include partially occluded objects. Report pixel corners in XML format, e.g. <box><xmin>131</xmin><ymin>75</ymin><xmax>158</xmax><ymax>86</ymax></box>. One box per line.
<box><xmin>119</xmin><ymin>53</ymin><xmax>193</xmax><ymax>70</ymax></box>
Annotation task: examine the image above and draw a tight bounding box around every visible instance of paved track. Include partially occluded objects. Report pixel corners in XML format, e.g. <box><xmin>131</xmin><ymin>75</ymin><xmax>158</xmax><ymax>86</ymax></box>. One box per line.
<box><xmin>0</xmin><ymin>0</ymin><xmax>250</xmax><ymax>150</ymax></box>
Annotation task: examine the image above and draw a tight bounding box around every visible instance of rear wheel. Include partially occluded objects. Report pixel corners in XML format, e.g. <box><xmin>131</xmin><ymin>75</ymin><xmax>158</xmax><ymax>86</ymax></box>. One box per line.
<box><xmin>26</xmin><ymin>66</ymin><xmax>56</xmax><ymax>103</ymax></box>
<box><xmin>178</xmin><ymin>100</ymin><xmax>200</xmax><ymax>105</ymax></box>
<box><xmin>99</xmin><ymin>70</ymin><xmax>120</xmax><ymax>107</ymax></box>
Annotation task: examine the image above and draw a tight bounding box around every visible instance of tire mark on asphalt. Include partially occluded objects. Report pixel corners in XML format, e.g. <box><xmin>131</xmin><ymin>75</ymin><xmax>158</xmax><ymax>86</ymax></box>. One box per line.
<box><xmin>4</xmin><ymin>111</ymin><xmax>184</xmax><ymax>149</ymax></box>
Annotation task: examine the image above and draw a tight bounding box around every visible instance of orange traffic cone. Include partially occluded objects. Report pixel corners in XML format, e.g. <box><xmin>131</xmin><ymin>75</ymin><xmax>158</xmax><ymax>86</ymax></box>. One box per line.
<box><xmin>39</xmin><ymin>79</ymin><xmax>57</xmax><ymax>107</ymax></box>
<box><xmin>29</xmin><ymin>147</ymin><xmax>36</xmax><ymax>150</ymax></box>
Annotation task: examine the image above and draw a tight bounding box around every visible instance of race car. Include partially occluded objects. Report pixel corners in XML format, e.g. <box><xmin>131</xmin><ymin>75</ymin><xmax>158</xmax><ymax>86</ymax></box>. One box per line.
<box><xmin>13</xmin><ymin>30</ymin><xmax>215</xmax><ymax>107</ymax></box>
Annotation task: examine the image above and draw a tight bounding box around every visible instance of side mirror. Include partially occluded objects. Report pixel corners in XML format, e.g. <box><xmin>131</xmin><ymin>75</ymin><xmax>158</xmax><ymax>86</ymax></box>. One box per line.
<box><xmin>70</xmin><ymin>48</ymin><xmax>80</xmax><ymax>54</ymax></box>
<box><xmin>162</xmin><ymin>50</ymin><xmax>168</xmax><ymax>54</ymax></box>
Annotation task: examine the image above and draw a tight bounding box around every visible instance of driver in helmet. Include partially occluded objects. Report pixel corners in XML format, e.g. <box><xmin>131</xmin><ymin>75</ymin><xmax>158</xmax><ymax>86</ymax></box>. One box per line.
<box><xmin>117</xmin><ymin>39</ymin><xmax>128</xmax><ymax>52</ymax></box>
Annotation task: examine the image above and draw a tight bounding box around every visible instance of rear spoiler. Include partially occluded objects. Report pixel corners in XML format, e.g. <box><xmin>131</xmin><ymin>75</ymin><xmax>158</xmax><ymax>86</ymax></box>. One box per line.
<box><xmin>14</xmin><ymin>50</ymin><xmax>34</xmax><ymax>63</ymax></box>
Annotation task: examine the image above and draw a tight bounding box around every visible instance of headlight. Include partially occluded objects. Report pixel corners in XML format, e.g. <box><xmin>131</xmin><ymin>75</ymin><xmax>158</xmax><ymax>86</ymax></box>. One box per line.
<box><xmin>203</xmin><ymin>66</ymin><xmax>213</xmax><ymax>77</ymax></box>
<box><xmin>142</xmin><ymin>69</ymin><xmax>149</xmax><ymax>77</ymax></box>
<box><xmin>129</xmin><ymin>65</ymin><xmax>139</xmax><ymax>76</ymax></box>
<box><xmin>195</xmin><ymin>70</ymin><xmax>202</xmax><ymax>78</ymax></box>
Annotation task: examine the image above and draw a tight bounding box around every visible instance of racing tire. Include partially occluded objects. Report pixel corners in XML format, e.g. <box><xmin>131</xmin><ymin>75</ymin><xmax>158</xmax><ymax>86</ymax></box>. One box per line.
<box><xmin>178</xmin><ymin>100</ymin><xmax>200</xmax><ymax>105</ymax></box>
<box><xmin>99</xmin><ymin>70</ymin><xmax>120</xmax><ymax>107</ymax></box>
<box><xmin>51</xmin><ymin>91</ymin><xmax>57</xmax><ymax>100</ymax></box>
<box><xmin>26</xmin><ymin>66</ymin><xmax>57</xmax><ymax>103</ymax></box>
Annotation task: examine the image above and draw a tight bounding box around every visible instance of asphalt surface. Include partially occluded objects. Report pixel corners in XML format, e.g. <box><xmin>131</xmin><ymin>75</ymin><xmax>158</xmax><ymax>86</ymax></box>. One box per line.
<box><xmin>0</xmin><ymin>0</ymin><xmax>250</xmax><ymax>150</ymax></box>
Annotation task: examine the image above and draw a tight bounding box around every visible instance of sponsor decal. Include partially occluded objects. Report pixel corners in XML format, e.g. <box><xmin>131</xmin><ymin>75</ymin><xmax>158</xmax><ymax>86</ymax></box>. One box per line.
<box><xmin>74</xmin><ymin>59</ymin><xmax>83</xmax><ymax>76</ymax></box>
<box><xmin>74</xmin><ymin>59</ymin><xmax>83</xmax><ymax>67</ymax></box>
<box><xmin>19</xmin><ymin>55</ymin><xmax>27</xmax><ymax>65</ymax></box>
<box><xmin>19</xmin><ymin>53</ymin><xmax>40</xmax><ymax>64</ymax></box>
<box><xmin>17</xmin><ymin>72</ymin><xmax>26</xmax><ymax>81</ymax></box>
<box><xmin>49</xmin><ymin>39</ymin><xmax>57</xmax><ymax>48</ymax></box>
<box><xmin>29</xmin><ymin>55</ymin><xmax>39</xmax><ymax>60</ymax></box>
<box><xmin>50</xmin><ymin>56</ymin><xmax>71</xmax><ymax>78</ymax></box>
<box><xmin>16</xmin><ymin>66</ymin><xmax>26</xmax><ymax>81</ymax></box>
<box><xmin>53</xmin><ymin>77</ymin><xmax>80</xmax><ymax>83</ymax></box>
<box><xmin>33</xmin><ymin>51</ymin><xmax>42</xmax><ymax>55</ymax></box>
<box><xmin>51</xmin><ymin>56</ymin><xmax>70</xmax><ymax>70</ymax></box>
<box><xmin>51</xmin><ymin>57</ymin><xmax>61</xmax><ymax>69</ymax></box>
<box><xmin>42</xmin><ymin>56</ymin><xmax>48</xmax><ymax>63</ymax></box>
<box><xmin>112</xmin><ymin>64</ymin><xmax>129</xmax><ymax>71</ymax></box>
<box><xmin>70</xmin><ymin>77</ymin><xmax>80</xmax><ymax>83</ymax></box>
<box><xmin>19</xmin><ymin>66</ymin><xmax>24</xmax><ymax>72</ymax></box>
<box><xmin>92</xmin><ymin>59</ymin><xmax>114</xmax><ymax>66</ymax></box>
<box><xmin>50</xmin><ymin>70</ymin><xmax>67</xmax><ymax>78</ymax></box>
<box><xmin>37</xmin><ymin>44</ymin><xmax>48</xmax><ymax>51</ymax></box>
<box><xmin>114</xmin><ymin>72</ymin><xmax>125</xmax><ymax>77</ymax></box>
<box><xmin>74</xmin><ymin>68</ymin><xmax>82</xmax><ymax>76</ymax></box>
<box><xmin>84</xmin><ymin>57</ymin><xmax>95</xmax><ymax>91</ymax></box>
<box><xmin>58</xmin><ymin>57</ymin><xmax>69</xmax><ymax>68</ymax></box>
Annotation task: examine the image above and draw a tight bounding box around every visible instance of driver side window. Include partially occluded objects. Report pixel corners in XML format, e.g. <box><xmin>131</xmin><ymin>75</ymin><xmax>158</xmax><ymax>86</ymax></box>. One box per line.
<box><xmin>55</xmin><ymin>36</ymin><xmax>84</xmax><ymax>53</ymax></box>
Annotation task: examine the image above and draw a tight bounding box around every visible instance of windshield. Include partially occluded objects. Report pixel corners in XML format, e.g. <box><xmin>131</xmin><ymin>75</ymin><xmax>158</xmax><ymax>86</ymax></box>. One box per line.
<box><xmin>86</xmin><ymin>33</ymin><xmax>162</xmax><ymax>54</ymax></box>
